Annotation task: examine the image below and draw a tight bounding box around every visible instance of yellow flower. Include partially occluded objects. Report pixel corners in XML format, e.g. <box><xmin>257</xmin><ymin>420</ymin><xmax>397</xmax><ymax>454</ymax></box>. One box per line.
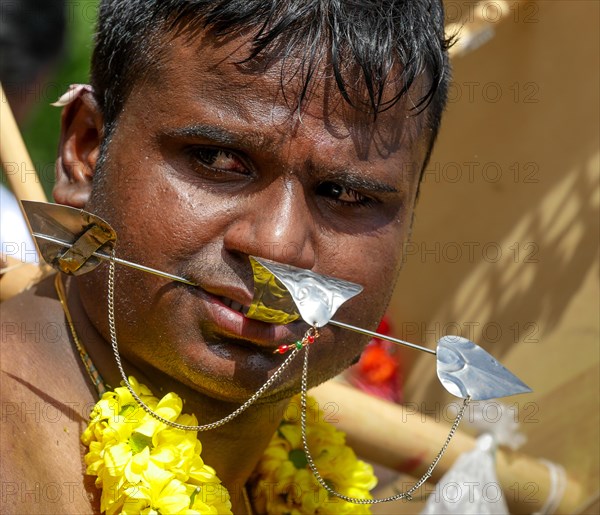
<box><xmin>249</xmin><ymin>395</ymin><xmax>377</xmax><ymax>514</ymax></box>
<box><xmin>82</xmin><ymin>377</ymin><xmax>232</xmax><ymax>515</ymax></box>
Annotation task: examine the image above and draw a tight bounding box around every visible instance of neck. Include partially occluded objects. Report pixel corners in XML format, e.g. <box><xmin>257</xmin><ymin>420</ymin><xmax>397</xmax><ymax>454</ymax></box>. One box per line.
<box><xmin>62</xmin><ymin>274</ymin><xmax>290</xmax><ymax>513</ymax></box>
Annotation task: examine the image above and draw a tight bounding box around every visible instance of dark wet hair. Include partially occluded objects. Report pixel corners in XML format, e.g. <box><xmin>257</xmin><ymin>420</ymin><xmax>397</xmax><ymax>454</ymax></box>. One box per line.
<box><xmin>91</xmin><ymin>0</ymin><xmax>451</xmax><ymax>148</ymax></box>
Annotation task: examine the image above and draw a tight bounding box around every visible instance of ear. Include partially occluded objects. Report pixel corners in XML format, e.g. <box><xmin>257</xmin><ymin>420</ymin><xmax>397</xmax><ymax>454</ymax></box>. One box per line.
<box><xmin>53</xmin><ymin>90</ymin><xmax>104</xmax><ymax>207</ymax></box>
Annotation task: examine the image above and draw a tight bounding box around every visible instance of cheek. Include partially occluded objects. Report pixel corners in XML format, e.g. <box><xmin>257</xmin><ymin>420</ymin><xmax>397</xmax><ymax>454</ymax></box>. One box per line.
<box><xmin>310</xmin><ymin>230</ymin><xmax>405</xmax><ymax>383</ymax></box>
<box><xmin>90</xmin><ymin>155</ymin><xmax>236</xmax><ymax>268</ymax></box>
<box><xmin>322</xmin><ymin>224</ymin><xmax>407</xmax><ymax>332</ymax></box>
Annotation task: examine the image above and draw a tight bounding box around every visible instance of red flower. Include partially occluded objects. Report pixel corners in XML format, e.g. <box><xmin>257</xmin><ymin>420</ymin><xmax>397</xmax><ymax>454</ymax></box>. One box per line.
<box><xmin>345</xmin><ymin>316</ymin><xmax>403</xmax><ymax>403</ymax></box>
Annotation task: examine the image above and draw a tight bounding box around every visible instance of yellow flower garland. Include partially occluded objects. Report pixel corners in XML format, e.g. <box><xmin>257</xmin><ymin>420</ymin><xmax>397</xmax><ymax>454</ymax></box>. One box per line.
<box><xmin>250</xmin><ymin>396</ymin><xmax>377</xmax><ymax>514</ymax></box>
<box><xmin>82</xmin><ymin>377</ymin><xmax>377</xmax><ymax>514</ymax></box>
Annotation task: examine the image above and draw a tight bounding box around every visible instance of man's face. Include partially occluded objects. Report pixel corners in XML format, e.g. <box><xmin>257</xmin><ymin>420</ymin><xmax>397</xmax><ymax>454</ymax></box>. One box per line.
<box><xmin>77</xmin><ymin>31</ymin><xmax>429</xmax><ymax>402</ymax></box>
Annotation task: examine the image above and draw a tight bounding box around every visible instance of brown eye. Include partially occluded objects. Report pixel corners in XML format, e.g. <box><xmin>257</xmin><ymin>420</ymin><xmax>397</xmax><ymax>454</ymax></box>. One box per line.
<box><xmin>316</xmin><ymin>181</ymin><xmax>375</xmax><ymax>207</ymax></box>
<box><xmin>191</xmin><ymin>147</ymin><xmax>249</xmax><ymax>175</ymax></box>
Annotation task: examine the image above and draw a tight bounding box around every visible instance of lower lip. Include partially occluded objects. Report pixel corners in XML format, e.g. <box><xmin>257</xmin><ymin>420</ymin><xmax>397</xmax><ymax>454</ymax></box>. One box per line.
<box><xmin>195</xmin><ymin>289</ymin><xmax>304</xmax><ymax>349</ymax></box>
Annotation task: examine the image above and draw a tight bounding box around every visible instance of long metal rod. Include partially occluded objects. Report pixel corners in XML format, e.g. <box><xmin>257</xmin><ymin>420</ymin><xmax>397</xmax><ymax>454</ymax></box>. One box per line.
<box><xmin>32</xmin><ymin>233</ymin><xmax>197</xmax><ymax>286</ymax></box>
<box><xmin>328</xmin><ymin>319</ymin><xmax>437</xmax><ymax>355</ymax></box>
<box><xmin>34</xmin><ymin>231</ymin><xmax>436</xmax><ymax>353</ymax></box>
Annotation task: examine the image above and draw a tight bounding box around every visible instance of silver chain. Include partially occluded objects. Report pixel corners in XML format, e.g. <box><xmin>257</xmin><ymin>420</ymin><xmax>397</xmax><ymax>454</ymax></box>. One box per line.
<box><xmin>300</xmin><ymin>343</ymin><xmax>471</xmax><ymax>504</ymax></box>
<box><xmin>107</xmin><ymin>250</ymin><xmax>470</xmax><ymax>501</ymax></box>
<box><xmin>107</xmin><ymin>251</ymin><xmax>301</xmax><ymax>431</ymax></box>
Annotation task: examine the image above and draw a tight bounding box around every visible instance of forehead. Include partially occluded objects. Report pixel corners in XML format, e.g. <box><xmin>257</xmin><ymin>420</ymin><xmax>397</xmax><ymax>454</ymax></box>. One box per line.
<box><xmin>124</xmin><ymin>29</ymin><xmax>429</xmax><ymax>175</ymax></box>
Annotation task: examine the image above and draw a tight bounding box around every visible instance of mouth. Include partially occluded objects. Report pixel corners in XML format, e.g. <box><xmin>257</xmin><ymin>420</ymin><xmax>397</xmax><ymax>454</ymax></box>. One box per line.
<box><xmin>217</xmin><ymin>295</ymin><xmax>250</xmax><ymax>316</ymax></box>
<box><xmin>190</xmin><ymin>286</ymin><xmax>305</xmax><ymax>350</ymax></box>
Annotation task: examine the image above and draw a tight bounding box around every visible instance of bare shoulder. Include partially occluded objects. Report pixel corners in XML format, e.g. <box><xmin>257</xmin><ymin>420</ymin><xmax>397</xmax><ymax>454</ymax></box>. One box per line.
<box><xmin>1</xmin><ymin>276</ymin><xmax>100</xmax><ymax>513</ymax></box>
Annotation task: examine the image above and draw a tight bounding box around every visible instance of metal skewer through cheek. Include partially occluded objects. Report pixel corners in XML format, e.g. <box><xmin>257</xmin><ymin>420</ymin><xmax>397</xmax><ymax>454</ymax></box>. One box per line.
<box><xmin>21</xmin><ymin>201</ymin><xmax>526</xmax><ymax>429</ymax></box>
<box><xmin>33</xmin><ymin>233</ymin><xmax>196</xmax><ymax>286</ymax></box>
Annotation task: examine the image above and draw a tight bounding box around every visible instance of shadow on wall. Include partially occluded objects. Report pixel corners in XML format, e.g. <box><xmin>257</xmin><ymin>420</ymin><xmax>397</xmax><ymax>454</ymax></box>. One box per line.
<box><xmin>388</xmin><ymin>0</ymin><xmax>600</xmax><ymax>405</ymax></box>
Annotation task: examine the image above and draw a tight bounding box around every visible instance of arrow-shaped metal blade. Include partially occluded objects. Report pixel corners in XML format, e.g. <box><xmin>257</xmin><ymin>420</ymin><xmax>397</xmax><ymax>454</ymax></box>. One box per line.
<box><xmin>248</xmin><ymin>256</ymin><xmax>363</xmax><ymax>328</ymax></box>
<box><xmin>20</xmin><ymin>200</ymin><xmax>195</xmax><ymax>285</ymax></box>
<box><xmin>436</xmin><ymin>336</ymin><xmax>532</xmax><ymax>400</ymax></box>
<box><xmin>22</xmin><ymin>200</ymin><xmax>116</xmax><ymax>276</ymax></box>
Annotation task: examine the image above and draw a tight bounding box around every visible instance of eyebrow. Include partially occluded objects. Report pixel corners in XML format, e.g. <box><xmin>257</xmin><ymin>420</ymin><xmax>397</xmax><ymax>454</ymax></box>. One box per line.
<box><xmin>161</xmin><ymin>124</ymin><xmax>266</xmax><ymax>149</ymax></box>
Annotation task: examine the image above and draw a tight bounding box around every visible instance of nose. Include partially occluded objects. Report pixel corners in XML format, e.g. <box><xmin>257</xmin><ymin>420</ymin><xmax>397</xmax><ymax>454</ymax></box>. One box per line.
<box><xmin>222</xmin><ymin>179</ymin><xmax>316</xmax><ymax>270</ymax></box>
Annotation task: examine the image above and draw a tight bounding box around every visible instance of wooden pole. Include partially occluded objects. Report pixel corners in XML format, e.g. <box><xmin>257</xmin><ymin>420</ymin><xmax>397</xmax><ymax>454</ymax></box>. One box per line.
<box><xmin>311</xmin><ymin>381</ymin><xmax>582</xmax><ymax>514</ymax></box>
<box><xmin>0</xmin><ymin>82</ymin><xmax>50</xmax><ymax>298</ymax></box>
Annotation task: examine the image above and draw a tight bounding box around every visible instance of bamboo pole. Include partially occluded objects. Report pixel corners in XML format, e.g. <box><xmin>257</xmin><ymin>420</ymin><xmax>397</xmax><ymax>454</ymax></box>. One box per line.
<box><xmin>0</xmin><ymin>82</ymin><xmax>50</xmax><ymax>298</ymax></box>
<box><xmin>311</xmin><ymin>381</ymin><xmax>581</xmax><ymax>514</ymax></box>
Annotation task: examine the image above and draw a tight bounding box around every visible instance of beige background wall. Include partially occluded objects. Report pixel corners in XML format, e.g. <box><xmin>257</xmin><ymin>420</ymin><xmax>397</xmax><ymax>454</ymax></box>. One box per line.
<box><xmin>385</xmin><ymin>1</ymin><xmax>598</xmax><ymax>512</ymax></box>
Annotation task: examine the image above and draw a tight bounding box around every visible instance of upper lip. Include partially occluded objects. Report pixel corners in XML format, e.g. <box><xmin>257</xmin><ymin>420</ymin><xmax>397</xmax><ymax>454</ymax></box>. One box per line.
<box><xmin>201</xmin><ymin>285</ymin><xmax>253</xmax><ymax>308</ymax></box>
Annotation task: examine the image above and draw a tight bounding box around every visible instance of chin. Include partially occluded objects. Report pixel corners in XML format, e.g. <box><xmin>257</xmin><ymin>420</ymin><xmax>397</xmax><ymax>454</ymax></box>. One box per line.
<box><xmin>153</xmin><ymin>338</ymin><xmax>305</xmax><ymax>405</ymax></box>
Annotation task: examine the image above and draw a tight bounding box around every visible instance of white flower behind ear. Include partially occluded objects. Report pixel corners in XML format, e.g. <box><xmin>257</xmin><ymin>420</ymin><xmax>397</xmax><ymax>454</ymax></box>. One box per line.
<box><xmin>51</xmin><ymin>84</ymin><xmax>94</xmax><ymax>107</ymax></box>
